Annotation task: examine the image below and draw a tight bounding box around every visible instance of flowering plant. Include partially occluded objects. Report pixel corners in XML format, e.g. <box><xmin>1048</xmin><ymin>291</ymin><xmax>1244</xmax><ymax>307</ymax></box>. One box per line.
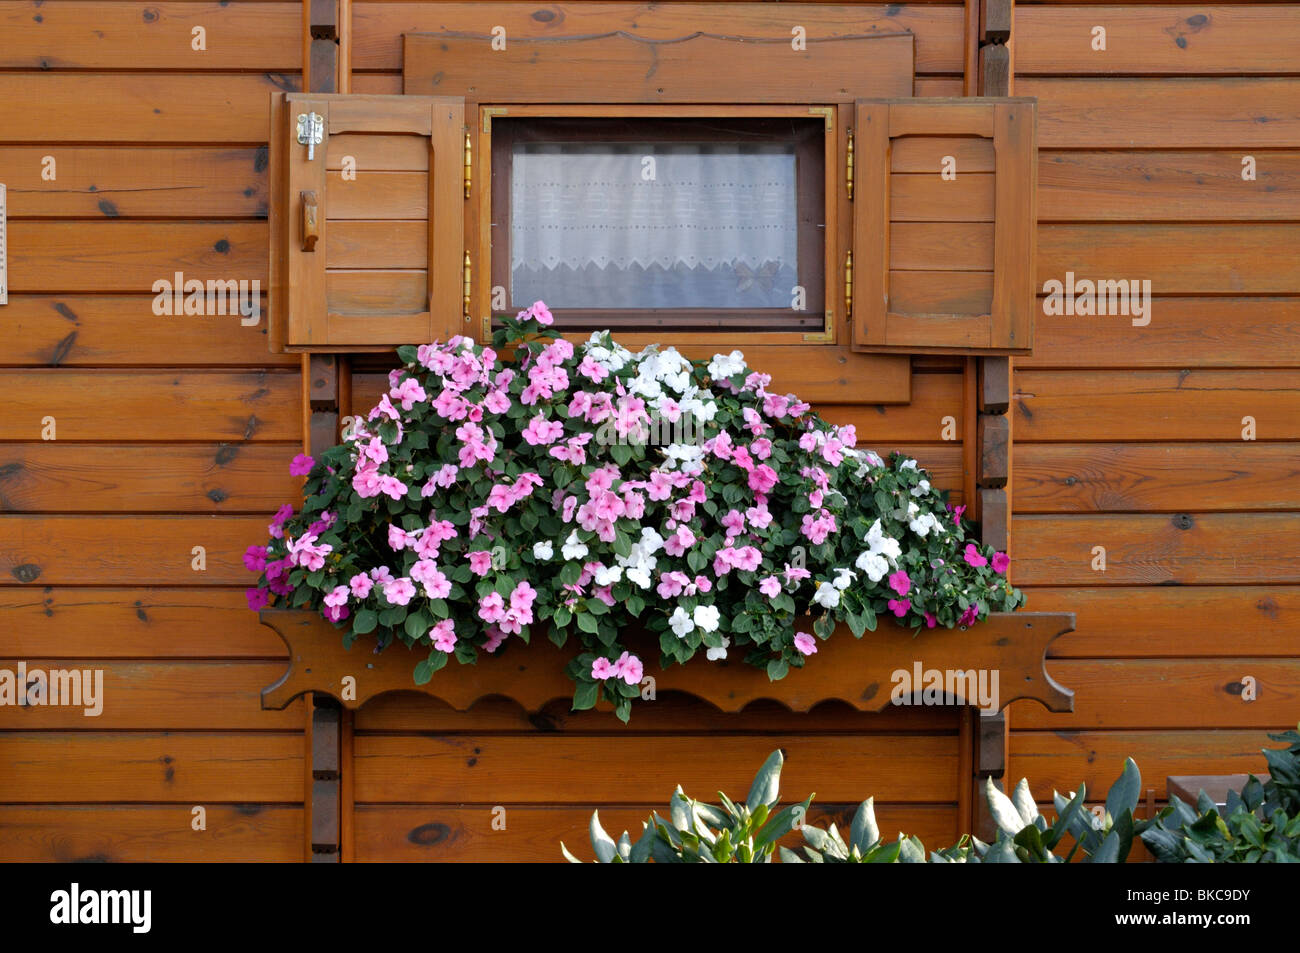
<box><xmin>246</xmin><ymin>302</ymin><xmax>1023</xmax><ymax>721</ymax></box>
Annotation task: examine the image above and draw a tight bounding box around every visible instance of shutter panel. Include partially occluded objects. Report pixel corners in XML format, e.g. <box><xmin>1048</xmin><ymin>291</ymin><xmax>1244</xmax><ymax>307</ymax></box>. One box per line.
<box><xmin>851</xmin><ymin>98</ymin><xmax>1036</xmax><ymax>354</ymax></box>
<box><xmin>273</xmin><ymin>93</ymin><xmax>465</xmax><ymax>350</ymax></box>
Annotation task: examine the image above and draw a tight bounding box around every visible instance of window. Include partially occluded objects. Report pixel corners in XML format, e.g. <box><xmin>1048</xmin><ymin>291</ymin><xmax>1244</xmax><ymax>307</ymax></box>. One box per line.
<box><xmin>490</xmin><ymin>116</ymin><xmax>826</xmax><ymax>334</ymax></box>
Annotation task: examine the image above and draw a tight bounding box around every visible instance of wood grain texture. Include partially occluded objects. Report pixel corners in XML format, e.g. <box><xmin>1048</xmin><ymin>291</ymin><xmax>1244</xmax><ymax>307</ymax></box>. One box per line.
<box><xmin>0</xmin><ymin>72</ymin><xmax>300</xmax><ymax>142</ymax></box>
<box><xmin>1039</xmin><ymin>151</ymin><xmax>1300</xmax><ymax>222</ymax></box>
<box><xmin>1016</xmin><ymin>7</ymin><xmax>1300</xmax><ymax>75</ymax></box>
<box><xmin>0</xmin><ymin>804</ymin><xmax>304</xmax><ymax>862</ymax></box>
<box><xmin>0</xmin><ymin>588</ymin><xmax>288</xmax><ymax>659</ymax></box>
<box><xmin>0</xmin><ymin>370</ymin><xmax>300</xmax><ymax>442</ymax></box>
<box><xmin>351</xmin><ymin>802</ymin><xmax>959</xmax><ymax>862</ymax></box>
<box><xmin>0</xmin><ymin>660</ymin><xmax>301</xmax><ymax>729</ymax></box>
<box><xmin>1015</xmin><ymin>442</ymin><xmax>1300</xmax><ymax>512</ymax></box>
<box><xmin>353</xmin><ymin>2</ymin><xmax>965</xmax><ymax>74</ymax></box>
<box><xmin>0</xmin><ymin>443</ymin><xmax>300</xmax><ymax>513</ymax></box>
<box><xmin>353</xmin><ymin>733</ymin><xmax>960</xmax><ymax>803</ymax></box>
<box><xmin>1021</xmin><ymin>299</ymin><xmax>1300</xmax><ymax>369</ymax></box>
<box><xmin>0</xmin><ymin>733</ymin><xmax>304</xmax><ymax>803</ymax></box>
<box><xmin>1013</xmin><ymin>369</ymin><xmax>1300</xmax><ymax>441</ymax></box>
<box><xmin>1025</xmin><ymin>587</ymin><xmax>1300</xmax><ymax>659</ymax></box>
<box><xmin>261</xmin><ymin>609</ymin><xmax>1075</xmax><ymax>714</ymax></box>
<box><xmin>0</xmin><ymin>515</ymin><xmax>275</xmax><ymax>585</ymax></box>
<box><xmin>1010</xmin><ymin>513</ymin><xmax>1300</xmax><ymax>585</ymax></box>
<box><xmin>0</xmin><ymin>295</ymin><xmax>291</xmax><ymax>366</ymax></box>
<box><xmin>0</xmin><ymin>2</ymin><xmax>302</xmax><ymax>70</ymax></box>
<box><xmin>1009</xmin><ymin>729</ymin><xmax>1275</xmax><ymax>803</ymax></box>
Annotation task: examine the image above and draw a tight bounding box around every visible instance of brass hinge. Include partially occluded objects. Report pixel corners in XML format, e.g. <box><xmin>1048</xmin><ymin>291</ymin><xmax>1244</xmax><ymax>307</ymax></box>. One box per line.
<box><xmin>845</xmin><ymin>250</ymin><xmax>853</xmax><ymax>320</ymax></box>
<box><xmin>482</xmin><ymin>315</ymin><xmax>492</xmax><ymax>340</ymax></box>
<box><xmin>463</xmin><ymin>130</ymin><xmax>472</xmax><ymax>198</ymax></box>
<box><xmin>846</xmin><ymin>131</ymin><xmax>855</xmax><ymax>201</ymax></box>
<box><xmin>462</xmin><ymin>250</ymin><xmax>472</xmax><ymax>321</ymax></box>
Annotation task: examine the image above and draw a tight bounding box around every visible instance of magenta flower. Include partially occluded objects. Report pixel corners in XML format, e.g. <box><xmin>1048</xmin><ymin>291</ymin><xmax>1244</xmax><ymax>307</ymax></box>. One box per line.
<box><xmin>289</xmin><ymin>454</ymin><xmax>315</xmax><ymax>476</ymax></box>
<box><xmin>963</xmin><ymin>543</ymin><xmax>988</xmax><ymax>568</ymax></box>
<box><xmin>887</xmin><ymin>598</ymin><xmax>911</xmax><ymax>618</ymax></box>
<box><xmin>888</xmin><ymin>570</ymin><xmax>912</xmax><ymax>596</ymax></box>
<box><xmin>992</xmin><ymin>552</ymin><xmax>1010</xmax><ymax>574</ymax></box>
<box><xmin>322</xmin><ymin>603</ymin><xmax>349</xmax><ymax>623</ymax></box>
<box><xmin>793</xmin><ymin>632</ymin><xmax>818</xmax><ymax>656</ymax></box>
<box><xmin>958</xmin><ymin>605</ymin><xmax>980</xmax><ymax>626</ymax></box>
<box><xmin>924</xmin><ymin>612</ymin><xmax>938</xmax><ymax>629</ymax></box>
<box><xmin>246</xmin><ymin>587</ymin><xmax>270</xmax><ymax>611</ymax></box>
<box><xmin>243</xmin><ymin>545</ymin><xmax>268</xmax><ymax>572</ymax></box>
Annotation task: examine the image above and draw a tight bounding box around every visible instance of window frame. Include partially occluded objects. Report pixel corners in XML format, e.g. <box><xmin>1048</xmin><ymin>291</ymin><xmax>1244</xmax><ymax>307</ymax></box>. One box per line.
<box><xmin>473</xmin><ymin>104</ymin><xmax>841</xmax><ymax>349</ymax></box>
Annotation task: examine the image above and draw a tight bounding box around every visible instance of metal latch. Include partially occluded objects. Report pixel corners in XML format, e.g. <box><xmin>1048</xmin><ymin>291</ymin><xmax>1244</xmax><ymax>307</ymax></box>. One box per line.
<box><xmin>296</xmin><ymin>112</ymin><xmax>324</xmax><ymax>161</ymax></box>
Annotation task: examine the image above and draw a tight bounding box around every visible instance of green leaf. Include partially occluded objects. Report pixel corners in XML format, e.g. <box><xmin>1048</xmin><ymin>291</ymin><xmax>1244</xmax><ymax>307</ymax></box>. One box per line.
<box><xmin>351</xmin><ymin>609</ymin><xmax>377</xmax><ymax>635</ymax></box>
<box><xmin>572</xmin><ymin>679</ymin><xmax>600</xmax><ymax>711</ymax></box>
<box><xmin>576</xmin><ymin>612</ymin><xmax>600</xmax><ymax>634</ymax></box>
<box><xmin>850</xmin><ymin>797</ymin><xmax>881</xmax><ymax>853</ymax></box>
<box><xmin>746</xmin><ymin>749</ymin><xmax>784</xmax><ymax>811</ymax></box>
<box><xmin>1105</xmin><ymin>758</ymin><xmax>1142</xmax><ymax>819</ymax></box>
<box><xmin>766</xmin><ymin>658</ymin><xmax>789</xmax><ymax>681</ymax></box>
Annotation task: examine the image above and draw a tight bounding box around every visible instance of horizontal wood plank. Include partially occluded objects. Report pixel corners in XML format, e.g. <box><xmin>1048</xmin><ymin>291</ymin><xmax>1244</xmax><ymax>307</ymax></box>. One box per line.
<box><xmin>1014</xmin><ymin>369</ymin><xmax>1300</xmax><ymax>441</ymax></box>
<box><xmin>1011</xmin><ymin>513</ymin><xmax>1300</xmax><ymax>585</ymax></box>
<box><xmin>0</xmin><ymin>443</ymin><xmax>301</xmax><ymax>513</ymax></box>
<box><xmin>0</xmin><ymin>72</ymin><xmax>299</xmax><ymax>142</ymax></box>
<box><xmin>0</xmin><ymin>2</ymin><xmax>301</xmax><ymax>70</ymax></box>
<box><xmin>0</xmin><ymin>733</ymin><xmax>304</xmax><ymax>803</ymax></box>
<box><xmin>0</xmin><ymin>588</ymin><xmax>288</xmax><ymax>659</ymax></box>
<box><xmin>0</xmin><ymin>370</ymin><xmax>300</xmax><ymax>442</ymax></box>
<box><xmin>0</xmin><ymin>515</ymin><xmax>277</xmax><ymax>586</ymax></box>
<box><xmin>1016</xmin><ymin>7</ymin><xmax>1300</xmax><ymax>75</ymax></box>
<box><xmin>0</xmin><ymin>804</ymin><xmax>303</xmax><ymax>862</ymax></box>
<box><xmin>8</xmin><ymin>222</ymin><xmax>267</xmax><ymax>293</ymax></box>
<box><xmin>1025</xmin><ymin>586</ymin><xmax>1300</xmax><ymax>658</ymax></box>
<box><xmin>1022</xmin><ymin>78</ymin><xmax>1300</xmax><ymax>149</ymax></box>
<box><xmin>354</xmin><ymin>733</ymin><xmax>959</xmax><ymax>803</ymax></box>
<box><xmin>351</xmin><ymin>802</ymin><xmax>960</xmax><ymax>862</ymax></box>
<box><xmin>1014</xmin><ymin>442</ymin><xmax>1300</xmax><ymax>512</ymax></box>
<box><xmin>0</xmin><ymin>660</ymin><xmax>301</xmax><ymax>729</ymax></box>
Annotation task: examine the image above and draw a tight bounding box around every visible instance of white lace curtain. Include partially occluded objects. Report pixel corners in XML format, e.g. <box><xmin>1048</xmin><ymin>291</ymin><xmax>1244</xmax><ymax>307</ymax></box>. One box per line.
<box><xmin>510</xmin><ymin>143</ymin><xmax>798</xmax><ymax>274</ymax></box>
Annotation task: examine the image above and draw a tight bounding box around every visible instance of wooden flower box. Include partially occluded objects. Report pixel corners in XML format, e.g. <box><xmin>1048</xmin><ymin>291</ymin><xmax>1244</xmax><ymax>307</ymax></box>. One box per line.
<box><xmin>260</xmin><ymin>609</ymin><xmax>1074</xmax><ymax>715</ymax></box>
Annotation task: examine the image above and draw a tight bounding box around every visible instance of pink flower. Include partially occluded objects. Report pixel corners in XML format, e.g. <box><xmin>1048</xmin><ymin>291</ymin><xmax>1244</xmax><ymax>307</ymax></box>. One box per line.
<box><xmin>245</xmin><ymin>587</ymin><xmax>270</xmax><ymax>611</ymax></box>
<box><xmin>887</xmin><ymin>598</ymin><xmax>911</xmax><ymax>618</ymax></box>
<box><xmin>390</xmin><ymin>377</ymin><xmax>427</xmax><ymax>411</ymax></box>
<box><xmin>591</xmin><ymin>657</ymin><xmax>615</xmax><ymax>680</ymax></box>
<box><xmin>289</xmin><ymin>454</ymin><xmax>314</xmax><ymax>476</ymax></box>
<box><xmin>323</xmin><ymin>603</ymin><xmax>349</xmax><ymax>623</ymax></box>
<box><xmin>612</xmin><ymin>651</ymin><xmax>643</xmax><ymax>686</ymax></box>
<box><xmin>430</xmin><ymin>619</ymin><xmax>457</xmax><ymax>653</ymax></box>
<box><xmin>963</xmin><ymin>543</ymin><xmax>988</xmax><ymax>568</ymax></box>
<box><xmin>510</xmin><ymin>581</ymin><xmax>538</xmax><ymax>613</ymax></box>
<box><xmin>268</xmin><ymin>503</ymin><xmax>293</xmax><ymax>539</ymax></box>
<box><xmin>323</xmin><ymin>585</ymin><xmax>349</xmax><ymax>609</ymax></box>
<box><xmin>349</xmin><ymin>573</ymin><xmax>373</xmax><ymax>599</ymax></box>
<box><xmin>992</xmin><ymin>552</ymin><xmax>1010</xmax><ymax>574</ymax></box>
<box><xmin>468</xmin><ymin>551</ymin><xmax>494</xmax><ymax>576</ymax></box>
<box><xmin>526</xmin><ymin>300</ymin><xmax>554</xmax><ymax>326</ymax></box>
<box><xmin>382</xmin><ymin>577</ymin><xmax>416</xmax><ymax>607</ymax></box>
<box><xmin>759</xmin><ymin>576</ymin><xmax>782</xmax><ymax>598</ymax></box>
<box><xmin>410</xmin><ymin>560</ymin><xmax>450</xmax><ymax>599</ymax></box>
<box><xmin>482</xmin><ymin>626</ymin><xmax>506</xmax><ymax>653</ymax></box>
<box><xmin>388</xmin><ymin>524</ymin><xmax>416</xmax><ymax>551</ymax></box>
<box><xmin>522</xmin><ymin>414</ymin><xmax>564</xmax><ymax>446</ymax></box>
<box><xmin>888</xmin><ymin>570</ymin><xmax>912</xmax><ymax>596</ymax></box>
<box><xmin>478</xmin><ymin>591</ymin><xmax>506</xmax><ymax>624</ymax></box>
<box><xmin>793</xmin><ymin>632</ymin><xmax>818</xmax><ymax>656</ymax></box>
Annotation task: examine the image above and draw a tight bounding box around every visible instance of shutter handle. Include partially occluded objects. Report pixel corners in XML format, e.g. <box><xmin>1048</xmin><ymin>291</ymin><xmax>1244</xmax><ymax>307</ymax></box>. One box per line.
<box><xmin>301</xmin><ymin>190</ymin><xmax>319</xmax><ymax>252</ymax></box>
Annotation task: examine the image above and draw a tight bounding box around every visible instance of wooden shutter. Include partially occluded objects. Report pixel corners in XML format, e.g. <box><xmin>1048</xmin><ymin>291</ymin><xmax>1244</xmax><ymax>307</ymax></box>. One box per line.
<box><xmin>272</xmin><ymin>93</ymin><xmax>465</xmax><ymax>350</ymax></box>
<box><xmin>851</xmin><ymin>98</ymin><xmax>1036</xmax><ymax>354</ymax></box>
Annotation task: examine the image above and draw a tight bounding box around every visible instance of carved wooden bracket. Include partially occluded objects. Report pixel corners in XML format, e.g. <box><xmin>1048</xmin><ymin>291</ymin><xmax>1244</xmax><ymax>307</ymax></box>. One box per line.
<box><xmin>261</xmin><ymin>609</ymin><xmax>1074</xmax><ymax>715</ymax></box>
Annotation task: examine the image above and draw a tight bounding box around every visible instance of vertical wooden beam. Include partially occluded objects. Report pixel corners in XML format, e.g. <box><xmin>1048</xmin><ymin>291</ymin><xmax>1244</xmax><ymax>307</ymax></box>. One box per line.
<box><xmin>963</xmin><ymin>0</ymin><xmax>980</xmax><ymax>97</ymax></box>
<box><xmin>310</xmin><ymin>699</ymin><xmax>342</xmax><ymax>861</ymax></box>
<box><xmin>338</xmin><ymin>0</ymin><xmax>353</xmax><ymax>94</ymax></box>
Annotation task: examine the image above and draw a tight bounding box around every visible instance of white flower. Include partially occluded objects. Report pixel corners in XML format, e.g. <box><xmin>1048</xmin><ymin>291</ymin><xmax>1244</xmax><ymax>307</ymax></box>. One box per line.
<box><xmin>639</xmin><ymin>526</ymin><xmax>665</xmax><ymax>555</ymax></box>
<box><xmin>833</xmin><ymin>567</ymin><xmax>856</xmax><ymax>590</ymax></box>
<box><xmin>532</xmin><ymin>541</ymin><xmax>553</xmax><ymax>561</ymax></box>
<box><xmin>812</xmin><ymin>582</ymin><xmax>841</xmax><ymax>609</ymax></box>
<box><xmin>865</xmin><ymin>519</ymin><xmax>902</xmax><ymax>562</ymax></box>
<box><xmin>561</xmin><ymin>531</ymin><xmax>588</xmax><ymax>561</ymax></box>
<box><xmin>669</xmin><ymin>606</ymin><xmax>695</xmax><ymax>638</ymax></box>
<box><xmin>625</xmin><ymin>566</ymin><xmax>653</xmax><ymax>590</ymax></box>
<box><xmin>706</xmin><ymin>637</ymin><xmax>730</xmax><ymax>662</ymax></box>
<box><xmin>910</xmin><ymin>479</ymin><xmax>932</xmax><ymax>498</ymax></box>
<box><xmin>593</xmin><ymin>565</ymin><xmax>622</xmax><ymax>586</ymax></box>
<box><xmin>855</xmin><ymin>551</ymin><xmax>890</xmax><ymax>582</ymax></box>
<box><xmin>909</xmin><ymin>511</ymin><xmax>941</xmax><ymax>538</ymax></box>
<box><xmin>693</xmin><ymin>604</ymin><xmax>721</xmax><ymax>633</ymax></box>
<box><xmin>899</xmin><ymin>458</ymin><xmax>919</xmax><ymax>471</ymax></box>
<box><xmin>707</xmin><ymin>350</ymin><xmax>746</xmax><ymax>379</ymax></box>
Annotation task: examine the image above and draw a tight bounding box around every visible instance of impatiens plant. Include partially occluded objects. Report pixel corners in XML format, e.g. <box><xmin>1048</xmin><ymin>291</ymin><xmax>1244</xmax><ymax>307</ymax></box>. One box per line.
<box><xmin>245</xmin><ymin>302</ymin><xmax>1023</xmax><ymax>720</ymax></box>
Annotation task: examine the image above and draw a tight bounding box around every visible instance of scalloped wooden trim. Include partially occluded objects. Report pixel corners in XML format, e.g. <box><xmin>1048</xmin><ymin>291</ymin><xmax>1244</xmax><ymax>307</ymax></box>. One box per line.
<box><xmin>260</xmin><ymin>610</ymin><xmax>1074</xmax><ymax>715</ymax></box>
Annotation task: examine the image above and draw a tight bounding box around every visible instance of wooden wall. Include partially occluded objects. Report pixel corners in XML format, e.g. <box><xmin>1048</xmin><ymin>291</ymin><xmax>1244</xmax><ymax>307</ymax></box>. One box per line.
<box><xmin>1006</xmin><ymin>3</ymin><xmax>1300</xmax><ymax>812</ymax></box>
<box><xmin>0</xmin><ymin>1</ymin><xmax>308</xmax><ymax>860</ymax></box>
